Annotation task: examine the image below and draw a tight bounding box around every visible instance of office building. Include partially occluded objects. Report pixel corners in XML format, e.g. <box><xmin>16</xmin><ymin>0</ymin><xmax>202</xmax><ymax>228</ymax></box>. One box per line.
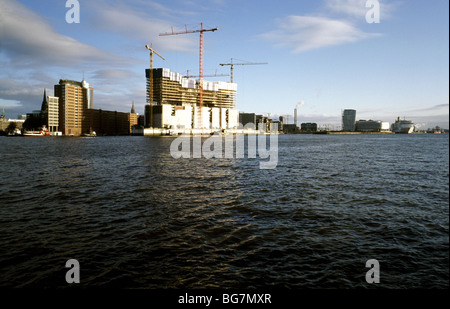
<box><xmin>342</xmin><ymin>109</ymin><xmax>356</xmax><ymax>132</ymax></box>
<box><xmin>54</xmin><ymin>79</ymin><xmax>93</xmax><ymax>136</ymax></box>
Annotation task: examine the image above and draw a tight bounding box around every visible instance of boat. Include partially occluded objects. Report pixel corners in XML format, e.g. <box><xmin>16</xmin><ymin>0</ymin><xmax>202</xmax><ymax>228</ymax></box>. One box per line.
<box><xmin>82</xmin><ymin>129</ymin><xmax>97</xmax><ymax>137</ymax></box>
<box><xmin>391</xmin><ymin>117</ymin><xmax>414</xmax><ymax>134</ymax></box>
<box><xmin>23</xmin><ymin>126</ymin><xmax>50</xmax><ymax>136</ymax></box>
<box><xmin>427</xmin><ymin>126</ymin><xmax>443</xmax><ymax>134</ymax></box>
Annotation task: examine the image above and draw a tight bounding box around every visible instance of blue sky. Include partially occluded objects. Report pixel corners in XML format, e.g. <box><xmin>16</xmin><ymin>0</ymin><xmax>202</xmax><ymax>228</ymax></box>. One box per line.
<box><xmin>1</xmin><ymin>0</ymin><xmax>448</xmax><ymax>129</ymax></box>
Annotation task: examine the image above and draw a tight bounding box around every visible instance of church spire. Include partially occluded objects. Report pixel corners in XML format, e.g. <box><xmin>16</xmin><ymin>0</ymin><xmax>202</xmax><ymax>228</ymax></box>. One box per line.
<box><xmin>41</xmin><ymin>88</ymin><xmax>48</xmax><ymax>112</ymax></box>
<box><xmin>131</xmin><ymin>101</ymin><xmax>136</xmax><ymax>114</ymax></box>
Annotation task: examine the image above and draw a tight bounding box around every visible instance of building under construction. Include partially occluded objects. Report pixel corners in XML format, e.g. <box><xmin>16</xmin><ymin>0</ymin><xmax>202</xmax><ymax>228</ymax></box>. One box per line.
<box><xmin>145</xmin><ymin>68</ymin><xmax>239</xmax><ymax>130</ymax></box>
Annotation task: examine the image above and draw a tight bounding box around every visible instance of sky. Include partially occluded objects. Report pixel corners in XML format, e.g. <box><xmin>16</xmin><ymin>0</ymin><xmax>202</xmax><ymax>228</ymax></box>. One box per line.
<box><xmin>0</xmin><ymin>0</ymin><xmax>449</xmax><ymax>129</ymax></box>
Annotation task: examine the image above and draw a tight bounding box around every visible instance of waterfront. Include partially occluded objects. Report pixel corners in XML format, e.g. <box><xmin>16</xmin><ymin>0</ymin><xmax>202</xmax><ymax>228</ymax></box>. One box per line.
<box><xmin>0</xmin><ymin>134</ymin><xmax>448</xmax><ymax>288</ymax></box>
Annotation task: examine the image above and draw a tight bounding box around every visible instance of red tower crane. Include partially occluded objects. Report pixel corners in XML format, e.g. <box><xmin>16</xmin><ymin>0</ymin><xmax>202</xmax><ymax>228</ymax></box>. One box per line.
<box><xmin>160</xmin><ymin>23</ymin><xmax>218</xmax><ymax>128</ymax></box>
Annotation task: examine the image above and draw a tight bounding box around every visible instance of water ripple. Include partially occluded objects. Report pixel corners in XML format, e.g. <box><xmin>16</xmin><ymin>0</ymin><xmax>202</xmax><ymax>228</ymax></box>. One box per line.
<box><xmin>0</xmin><ymin>134</ymin><xmax>448</xmax><ymax>288</ymax></box>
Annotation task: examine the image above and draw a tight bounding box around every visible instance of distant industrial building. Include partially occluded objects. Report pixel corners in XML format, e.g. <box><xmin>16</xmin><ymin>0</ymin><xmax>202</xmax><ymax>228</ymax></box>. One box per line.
<box><xmin>342</xmin><ymin>109</ymin><xmax>356</xmax><ymax>132</ymax></box>
<box><xmin>239</xmin><ymin>112</ymin><xmax>256</xmax><ymax>127</ymax></box>
<box><xmin>282</xmin><ymin>124</ymin><xmax>297</xmax><ymax>134</ymax></box>
<box><xmin>356</xmin><ymin>120</ymin><xmax>390</xmax><ymax>132</ymax></box>
<box><xmin>301</xmin><ymin>122</ymin><xmax>318</xmax><ymax>132</ymax></box>
<box><xmin>145</xmin><ymin>68</ymin><xmax>239</xmax><ymax>129</ymax></box>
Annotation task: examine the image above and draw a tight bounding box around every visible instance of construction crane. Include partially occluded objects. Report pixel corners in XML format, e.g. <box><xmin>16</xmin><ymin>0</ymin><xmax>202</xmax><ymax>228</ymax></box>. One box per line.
<box><xmin>145</xmin><ymin>43</ymin><xmax>165</xmax><ymax>128</ymax></box>
<box><xmin>220</xmin><ymin>58</ymin><xmax>268</xmax><ymax>83</ymax></box>
<box><xmin>160</xmin><ymin>23</ymin><xmax>218</xmax><ymax>128</ymax></box>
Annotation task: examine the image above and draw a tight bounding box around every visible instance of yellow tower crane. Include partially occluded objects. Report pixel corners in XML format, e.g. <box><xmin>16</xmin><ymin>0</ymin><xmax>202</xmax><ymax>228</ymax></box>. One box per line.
<box><xmin>145</xmin><ymin>43</ymin><xmax>165</xmax><ymax>128</ymax></box>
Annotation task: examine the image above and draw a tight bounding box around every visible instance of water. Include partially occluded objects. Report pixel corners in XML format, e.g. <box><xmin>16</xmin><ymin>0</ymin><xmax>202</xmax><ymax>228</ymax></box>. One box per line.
<box><xmin>0</xmin><ymin>134</ymin><xmax>448</xmax><ymax>288</ymax></box>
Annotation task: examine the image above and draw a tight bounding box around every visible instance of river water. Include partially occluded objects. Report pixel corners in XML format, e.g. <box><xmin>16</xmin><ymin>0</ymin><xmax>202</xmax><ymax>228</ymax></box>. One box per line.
<box><xmin>0</xmin><ymin>134</ymin><xmax>448</xmax><ymax>288</ymax></box>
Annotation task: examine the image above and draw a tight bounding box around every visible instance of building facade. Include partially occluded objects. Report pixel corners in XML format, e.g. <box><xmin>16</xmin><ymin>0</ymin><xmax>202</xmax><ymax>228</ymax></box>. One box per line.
<box><xmin>87</xmin><ymin>109</ymin><xmax>137</xmax><ymax>135</ymax></box>
<box><xmin>54</xmin><ymin>79</ymin><xmax>93</xmax><ymax>136</ymax></box>
<box><xmin>342</xmin><ymin>109</ymin><xmax>356</xmax><ymax>132</ymax></box>
<box><xmin>47</xmin><ymin>96</ymin><xmax>59</xmax><ymax>132</ymax></box>
<box><xmin>239</xmin><ymin>113</ymin><xmax>256</xmax><ymax>127</ymax></box>
<box><xmin>301</xmin><ymin>122</ymin><xmax>318</xmax><ymax>132</ymax></box>
<box><xmin>356</xmin><ymin>120</ymin><xmax>390</xmax><ymax>132</ymax></box>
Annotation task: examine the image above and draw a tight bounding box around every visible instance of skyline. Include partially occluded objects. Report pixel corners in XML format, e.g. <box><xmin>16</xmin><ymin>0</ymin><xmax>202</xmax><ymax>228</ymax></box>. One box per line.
<box><xmin>0</xmin><ymin>0</ymin><xmax>448</xmax><ymax>129</ymax></box>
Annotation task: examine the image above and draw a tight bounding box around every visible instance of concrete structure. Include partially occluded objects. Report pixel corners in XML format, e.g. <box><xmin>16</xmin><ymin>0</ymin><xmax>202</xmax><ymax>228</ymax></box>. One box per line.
<box><xmin>356</xmin><ymin>120</ymin><xmax>390</xmax><ymax>132</ymax></box>
<box><xmin>145</xmin><ymin>68</ymin><xmax>238</xmax><ymax>130</ymax></box>
<box><xmin>147</xmin><ymin>104</ymin><xmax>238</xmax><ymax>130</ymax></box>
<box><xmin>342</xmin><ymin>109</ymin><xmax>356</xmax><ymax>132</ymax></box>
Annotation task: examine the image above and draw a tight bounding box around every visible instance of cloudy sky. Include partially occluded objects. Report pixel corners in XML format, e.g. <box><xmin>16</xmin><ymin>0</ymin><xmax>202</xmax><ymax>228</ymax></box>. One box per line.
<box><xmin>0</xmin><ymin>0</ymin><xmax>448</xmax><ymax>129</ymax></box>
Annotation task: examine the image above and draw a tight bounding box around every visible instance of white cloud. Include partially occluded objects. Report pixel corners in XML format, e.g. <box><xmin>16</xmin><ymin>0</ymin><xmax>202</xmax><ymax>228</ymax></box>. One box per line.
<box><xmin>0</xmin><ymin>98</ymin><xmax>21</xmax><ymax>107</ymax></box>
<box><xmin>405</xmin><ymin>103</ymin><xmax>450</xmax><ymax>117</ymax></box>
<box><xmin>261</xmin><ymin>15</ymin><xmax>380</xmax><ymax>53</ymax></box>
<box><xmin>0</xmin><ymin>0</ymin><xmax>125</xmax><ymax>67</ymax></box>
<box><xmin>92</xmin><ymin>69</ymin><xmax>137</xmax><ymax>82</ymax></box>
<box><xmin>92</xmin><ymin>3</ymin><xmax>197</xmax><ymax>53</ymax></box>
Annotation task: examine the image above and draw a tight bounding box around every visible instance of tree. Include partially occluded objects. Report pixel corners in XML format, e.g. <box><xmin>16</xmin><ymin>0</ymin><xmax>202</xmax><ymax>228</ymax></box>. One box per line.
<box><xmin>5</xmin><ymin>122</ymin><xmax>17</xmax><ymax>135</ymax></box>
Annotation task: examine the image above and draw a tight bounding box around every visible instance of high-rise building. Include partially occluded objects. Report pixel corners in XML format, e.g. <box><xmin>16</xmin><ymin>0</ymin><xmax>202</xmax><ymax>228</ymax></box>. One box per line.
<box><xmin>342</xmin><ymin>109</ymin><xmax>356</xmax><ymax>132</ymax></box>
<box><xmin>54</xmin><ymin>79</ymin><xmax>93</xmax><ymax>136</ymax></box>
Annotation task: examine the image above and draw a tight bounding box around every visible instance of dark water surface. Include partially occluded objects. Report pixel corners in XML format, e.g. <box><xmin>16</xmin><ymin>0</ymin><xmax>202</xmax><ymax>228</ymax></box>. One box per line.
<box><xmin>0</xmin><ymin>134</ymin><xmax>448</xmax><ymax>288</ymax></box>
